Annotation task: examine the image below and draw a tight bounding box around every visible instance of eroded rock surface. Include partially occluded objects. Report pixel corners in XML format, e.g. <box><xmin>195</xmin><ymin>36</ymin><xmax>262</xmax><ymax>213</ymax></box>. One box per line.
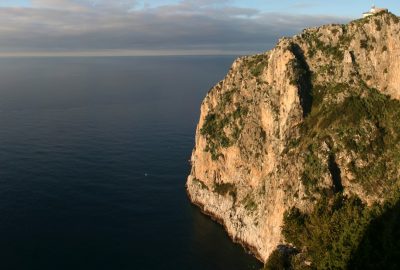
<box><xmin>186</xmin><ymin>12</ymin><xmax>400</xmax><ymax>262</ymax></box>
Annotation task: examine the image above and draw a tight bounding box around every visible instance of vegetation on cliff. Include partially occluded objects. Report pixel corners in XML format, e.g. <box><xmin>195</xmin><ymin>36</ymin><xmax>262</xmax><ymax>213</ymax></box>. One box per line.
<box><xmin>265</xmin><ymin>82</ymin><xmax>400</xmax><ymax>268</ymax></box>
<box><xmin>189</xmin><ymin>10</ymin><xmax>400</xmax><ymax>269</ymax></box>
<box><xmin>200</xmin><ymin>88</ymin><xmax>249</xmax><ymax>160</ymax></box>
<box><xmin>272</xmin><ymin>192</ymin><xmax>400</xmax><ymax>269</ymax></box>
<box><xmin>266</xmin><ymin>12</ymin><xmax>400</xmax><ymax>269</ymax></box>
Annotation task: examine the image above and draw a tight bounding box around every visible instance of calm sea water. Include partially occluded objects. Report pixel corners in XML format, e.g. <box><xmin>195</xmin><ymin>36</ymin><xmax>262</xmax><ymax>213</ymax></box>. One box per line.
<box><xmin>0</xmin><ymin>56</ymin><xmax>262</xmax><ymax>270</ymax></box>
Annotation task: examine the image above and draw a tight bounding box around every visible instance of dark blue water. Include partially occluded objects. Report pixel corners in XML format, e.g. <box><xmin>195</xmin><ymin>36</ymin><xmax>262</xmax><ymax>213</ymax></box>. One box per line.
<box><xmin>0</xmin><ymin>56</ymin><xmax>262</xmax><ymax>270</ymax></box>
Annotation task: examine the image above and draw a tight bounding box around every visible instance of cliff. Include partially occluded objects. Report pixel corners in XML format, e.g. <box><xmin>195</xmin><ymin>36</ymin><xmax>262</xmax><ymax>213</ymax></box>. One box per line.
<box><xmin>186</xmin><ymin>12</ymin><xmax>400</xmax><ymax>268</ymax></box>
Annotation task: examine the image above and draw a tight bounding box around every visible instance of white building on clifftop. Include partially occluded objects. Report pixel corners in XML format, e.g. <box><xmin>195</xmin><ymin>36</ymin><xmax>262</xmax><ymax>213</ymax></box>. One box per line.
<box><xmin>363</xmin><ymin>5</ymin><xmax>388</xmax><ymax>18</ymax></box>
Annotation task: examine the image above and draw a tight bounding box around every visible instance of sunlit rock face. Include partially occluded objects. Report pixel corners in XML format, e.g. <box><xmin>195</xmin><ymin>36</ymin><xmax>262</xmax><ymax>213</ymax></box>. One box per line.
<box><xmin>187</xmin><ymin>12</ymin><xmax>400</xmax><ymax>262</ymax></box>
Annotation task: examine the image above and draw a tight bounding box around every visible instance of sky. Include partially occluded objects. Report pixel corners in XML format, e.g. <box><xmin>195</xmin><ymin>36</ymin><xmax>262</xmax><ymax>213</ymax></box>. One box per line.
<box><xmin>0</xmin><ymin>0</ymin><xmax>399</xmax><ymax>56</ymax></box>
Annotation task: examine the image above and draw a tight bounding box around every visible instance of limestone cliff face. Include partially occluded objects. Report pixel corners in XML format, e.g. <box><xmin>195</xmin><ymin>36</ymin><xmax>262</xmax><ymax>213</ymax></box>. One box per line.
<box><xmin>186</xmin><ymin>12</ymin><xmax>400</xmax><ymax>262</ymax></box>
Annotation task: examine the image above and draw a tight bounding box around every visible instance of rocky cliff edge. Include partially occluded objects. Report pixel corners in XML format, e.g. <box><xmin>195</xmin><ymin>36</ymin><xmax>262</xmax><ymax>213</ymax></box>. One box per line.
<box><xmin>187</xmin><ymin>12</ymin><xmax>400</xmax><ymax>263</ymax></box>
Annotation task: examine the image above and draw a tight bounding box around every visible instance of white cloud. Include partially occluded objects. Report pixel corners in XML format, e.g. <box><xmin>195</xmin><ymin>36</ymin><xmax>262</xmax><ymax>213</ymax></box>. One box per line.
<box><xmin>0</xmin><ymin>1</ymin><xmax>350</xmax><ymax>56</ymax></box>
<box><xmin>31</xmin><ymin>0</ymin><xmax>137</xmax><ymax>10</ymax></box>
<box><xmin>31</xmin><ymin>0</ymin><xmax>87</xmax><ymax>10</ymax></box>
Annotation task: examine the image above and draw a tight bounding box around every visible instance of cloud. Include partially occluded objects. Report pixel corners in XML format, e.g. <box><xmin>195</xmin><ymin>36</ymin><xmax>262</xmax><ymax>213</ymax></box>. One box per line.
<box><xmin>0</xmin><ymin>0</ymin><xmax>351</xmax><ymax>56</ymax></box>
<box><xmin>31</xmin><ymin>0</ymin><xmax>88</xmax><ymax>10</ymax></box>
<box><xmin>31</xmin><ymin>0</ymin><xmax>137</xmax><ymax>10</ymax></box>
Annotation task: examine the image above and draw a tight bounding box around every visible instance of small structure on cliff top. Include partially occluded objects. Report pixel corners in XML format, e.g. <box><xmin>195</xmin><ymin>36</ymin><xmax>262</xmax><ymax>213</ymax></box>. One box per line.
<box><xmin>363</xmin><ymin>5</ymin><xmax>388</xmax><ymax>18</ymax></box>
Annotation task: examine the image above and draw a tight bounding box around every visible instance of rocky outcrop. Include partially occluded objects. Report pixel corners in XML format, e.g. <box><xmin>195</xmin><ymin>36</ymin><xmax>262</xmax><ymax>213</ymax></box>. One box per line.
<box><xmin>186</xmin><ymin>12</ymin><xmax>400</xmax><ymax>262</ymax></box>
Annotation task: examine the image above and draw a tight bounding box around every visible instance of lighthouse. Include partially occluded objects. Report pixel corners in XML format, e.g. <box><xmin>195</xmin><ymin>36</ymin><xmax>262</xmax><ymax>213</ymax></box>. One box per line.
<box><xmin>362</xmin><ymin>5</ymin><xmax>388</xmax><ymax>18</ymax></box>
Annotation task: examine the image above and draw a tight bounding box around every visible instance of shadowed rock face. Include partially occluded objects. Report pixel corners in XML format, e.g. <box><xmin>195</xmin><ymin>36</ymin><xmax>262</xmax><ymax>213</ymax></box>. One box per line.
<box><xmin>187</xmin><ymin>12</ymin><xmax>400</xmax><ymax>262</ymax></box>
<box><xmin>290</xmin><ymin>43</ymin><xmax>313</xmax><ymax>117</ymax></box>
<box><xmin>328</xmin><ymin>154</ymin><xmax>343</xmax><ymax>193</ymax></box>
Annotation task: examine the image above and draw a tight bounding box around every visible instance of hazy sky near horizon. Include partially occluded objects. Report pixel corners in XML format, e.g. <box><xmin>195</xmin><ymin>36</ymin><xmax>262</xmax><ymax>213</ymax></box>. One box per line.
<box><xmin>0</xmin><ymin>0</ymin><xmax>399</xmax><ymax>56</ymax></box>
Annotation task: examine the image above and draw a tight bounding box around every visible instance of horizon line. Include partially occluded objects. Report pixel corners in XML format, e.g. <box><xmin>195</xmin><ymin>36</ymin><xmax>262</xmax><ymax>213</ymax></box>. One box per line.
<box><xmin>0</xmin><ymin>49</ymin><xmax>262</xmax><ymax>58</ymax></box>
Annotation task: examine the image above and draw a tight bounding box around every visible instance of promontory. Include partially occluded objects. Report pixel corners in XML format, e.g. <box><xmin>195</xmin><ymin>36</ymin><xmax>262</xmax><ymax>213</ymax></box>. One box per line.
<box><xmin>187</xmin><ymin>11</ymin><xmax>400</xmax><ymax>269</ymax></box>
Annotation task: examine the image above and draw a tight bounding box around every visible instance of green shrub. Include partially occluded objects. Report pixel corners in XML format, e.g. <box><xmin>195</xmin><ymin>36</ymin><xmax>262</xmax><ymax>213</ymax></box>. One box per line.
<box><xmin>201</xmin><ymin>112</ymin><xmax>232</xmax><ymax>160</ymax></box>
<box><xmin>242</xmin><ymin>195</ymin><xmax>258</xmax><ymax>212</ymax></box>
<box><xmin>348</xmin><ymin>196</ymin><xmax>400</xmax><ymax>269</ymax></box>
<box><xmin>374</xmin><ymin>19</ymin><xmax>382</xmax><ymax>31</ymax></box>
<box><xmin>192</xmin><ymin>178</ymin><xmax>208</xmax><ymax>190</ymax></box>
<box><xmin>360</xmin><ymin>40</ymin><xmax>368</xmax><ymax>49</ymax></box>
<box><xmin>213</xmin><ymin>182</ymin><xmax>237</xmax><ymax>200</ymax></box>
<box><xmin>302</xmin><ymin>32</ymin><xmax>344</xmax><ymax>61</ymax></box>
<box><xmin>276</xmin><ymin>14</ymin><xmax>400</xmax><ymax>269</ymax></box>
<box><xmin>299</xmin><ymin>82</ymin><xmax>400</xmax><ymax>194</ymax></box>
<box><xmin>200</xmin><ymin>91</ymin><xmax>248</xmax><ymax>160</ymax></box>
<box><xmin>282</xmin><ymin>194</ymin><xmax>370</xmax><ymax>269</ymax></box>
<box><xmin>264</xmin><ymin>249</ymin><xmax>292</xmax><ymax>270</ymax></box>
<box><xmin>281</xmin><ymin>193</ymin><xmax>400</xmax><ymax>269</ymax></box>
<box><xmin>248</xmin><ymin>54</ymin><xmax>268</xmax><ymax>77</ymax></box>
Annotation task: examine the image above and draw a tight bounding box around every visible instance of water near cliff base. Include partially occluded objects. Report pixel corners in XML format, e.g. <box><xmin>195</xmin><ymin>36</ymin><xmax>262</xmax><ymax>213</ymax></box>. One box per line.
<box><xmin>0</xmin><ymin>56</ymin><xmax>261</xmax><ymax>270</ymax></box>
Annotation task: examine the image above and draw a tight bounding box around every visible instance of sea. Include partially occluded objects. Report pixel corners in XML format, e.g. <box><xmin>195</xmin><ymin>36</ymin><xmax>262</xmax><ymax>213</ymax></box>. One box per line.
<box><xmin>0</xmin><ymin>56</ymin><xmax>262</xmax><ymax>270</ymax></box>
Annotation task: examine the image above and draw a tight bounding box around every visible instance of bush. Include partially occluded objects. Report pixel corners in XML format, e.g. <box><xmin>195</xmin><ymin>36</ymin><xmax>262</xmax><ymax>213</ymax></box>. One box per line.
<box><xmin>248</xmin><ymin>54</ymin><xmax>268</xmax><ymax>77</ymax></box>
<box><xmin>375</xmin><ymin>19</ymin><xmax>382</xmax><ymax>31</ymax></box>
<box><xmin>348</xmin><ymin>197</ymin><xmax>400</xmax><ymax>269</ymax></box>
<box><xmin>299</xmin><ymin>83</ymin><xmax>400</xmax><ymax>194</ymax></box>
<box><xmin>200</xmin><ymin>94</ymin><xmax>248</xmax><ymax>160</ymax></box>
<box><xmin>360</xmin><ymin>40</ymin><xmax>368</xmax><ymax>49</ymax></box>
<box><xmin>282</xmin><ymin>193</ymin><xmax>400</xmax><ymax>269</ymax></box>
<box><xmin>213</xmin><ymin>182</ymin><xmax>237</xmax><ymax>201</ymax></box>
<box><xmin>264</xmin><ymin>249</ymin><xmax>292</xmax><ymax>270</ymax></box>
<box><xmin>282</xmin><ymin>194</ymin><xmax>369</xmax><ymax>269</ymax></box>
<box><xmin>192</xmin><ymin>178</ymin><xmax>208</xmax><ymax>190</ymax></box>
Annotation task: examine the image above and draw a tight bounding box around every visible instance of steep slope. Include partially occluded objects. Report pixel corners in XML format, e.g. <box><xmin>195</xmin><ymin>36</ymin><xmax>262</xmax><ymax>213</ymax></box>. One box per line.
<box><xmin>186</xmin><ymin>12</ymin><xmax>400</xmax><ymax>266</ymax></box>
